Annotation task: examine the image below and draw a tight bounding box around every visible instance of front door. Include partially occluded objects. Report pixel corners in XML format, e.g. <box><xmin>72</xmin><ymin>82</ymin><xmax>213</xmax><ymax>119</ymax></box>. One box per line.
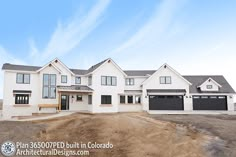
<box><xmin>61</xmin><ymin>95</ymin><xmax>69</xmax><ymax>110</ymax></box>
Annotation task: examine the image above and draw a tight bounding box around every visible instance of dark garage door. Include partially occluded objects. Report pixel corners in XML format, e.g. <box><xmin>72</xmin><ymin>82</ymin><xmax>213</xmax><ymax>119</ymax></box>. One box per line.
<box><xmin>193</xmin><ymin>96</ymin><xmax>227</xmax><ymax>110</ymax></box>
<box><xmin>149</xmin><ymin>95</ymin><xmax>184</xmax><ymax>110</ymax></box>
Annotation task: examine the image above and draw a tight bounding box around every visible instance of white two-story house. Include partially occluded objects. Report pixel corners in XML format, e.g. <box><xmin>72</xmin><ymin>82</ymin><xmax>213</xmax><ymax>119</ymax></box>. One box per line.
<box><xmin>1</xmin><ymin>58</ymin><xmax>235</xmax><ymax>119</ymax></box>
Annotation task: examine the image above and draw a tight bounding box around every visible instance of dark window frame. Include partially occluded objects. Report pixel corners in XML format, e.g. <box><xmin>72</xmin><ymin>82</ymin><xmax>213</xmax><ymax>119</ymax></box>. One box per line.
<box><xmin>128</xmin><ymin>95</ymin><xmax>133</xmax><ymax>104</ymax></box>
<box><xmin>75</xmin><ymin>76</ymin><xmax>81</xmax><ymax>84</ymax></box>
<box><xmin>15</xmin><ymin>94</ymin><xmax>29</xmax><ymax>104</ymax></box>
<box><xmin>61</xmin><ymin>75</ymin><xmax>67</xmax><ymax>83</ymax></box>
<box><xmin>43</xmin><ymin>74</ymin><xmax>56</xmax><ymax>99</ymax></box>
<box><xmin>160</xmin><ymin>76</ymin><xmax>171</xmax><ymax>84</ymax></box>
<box><xmin>88</xmin><ymin>95</ymin><xmax>92</xmax><ymax>104</ymax></box>
<box><xmin>101</xmin><ymin>95</ymin><xmax>112</xmax><ymax>104</ymax></box>
<box><xmin>120</xmin><ymin>95</ymin><xmax>125</xmax><ymax>104</ymax></box>
<box><xmin>101</xmin><ymin>76</ymin><xmax>117</xmax><ymax>86</ymax></box>
<box><xmin>16</xmin><ymin>73</ymin><xmax>30</xmax><ymax>84</ymax></box>
<box><xmin>76</xmin><ymin>95</ymin><xmax>83</xmax><ymax>101</ymax></box>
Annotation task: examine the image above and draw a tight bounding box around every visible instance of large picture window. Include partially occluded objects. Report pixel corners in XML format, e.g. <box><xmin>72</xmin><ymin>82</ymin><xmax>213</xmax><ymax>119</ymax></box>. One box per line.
<box><xmin>101</xmin><ymin>95</ymin><xmax>112</xmax><ymax>104</ymax></box>
<box><xmin>16</xmin><ymin>73</ymin><xmax>30</xmax><ymax>84</ymax></box>
<box><xmin>15</xmin><ymin>94</ymin><xmax>29</xmax><ymax>104</ymax></box>
<box><xmin>101</xmin><ymin>76</ymin><xmax>117</xmax><ymax>86</ymax></box>
<box><xmin>43</xmin><ymin>74</ymin><xmax>56</xmax><ymax>99</ymax></box>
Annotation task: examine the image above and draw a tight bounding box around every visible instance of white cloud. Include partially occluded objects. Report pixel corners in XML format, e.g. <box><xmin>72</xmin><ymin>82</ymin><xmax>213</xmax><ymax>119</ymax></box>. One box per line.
<box><xmin>31</xmin><ymin>0</ymin><xmax>111</xmax><ymax>64</ymax></box>
<box><xmin>110</xmin><ymin>0</ymin><xmax>187</xmax><ymax>55</ymax></box>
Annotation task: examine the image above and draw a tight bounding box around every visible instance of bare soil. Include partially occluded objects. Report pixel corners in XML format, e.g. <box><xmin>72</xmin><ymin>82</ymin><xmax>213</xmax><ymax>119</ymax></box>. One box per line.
<box><xmin>149</xmin><ymin>114</ymin><xmax>236</xmax><ymax>157</ymax></box>
<box><xmin>0</xmin><ymin>113</ymin><xmax>218</xmax><ymax>157</ymax></box>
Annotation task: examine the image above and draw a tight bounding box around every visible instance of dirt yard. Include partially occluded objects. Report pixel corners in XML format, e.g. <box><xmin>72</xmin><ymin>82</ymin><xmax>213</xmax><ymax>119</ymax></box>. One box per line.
<box><xmin>0</xmin><ymin>113</ymin><xmax>229</xmax><ymax>157</ymax></box>
<box><xmin>149</xmin><ymin>114</ymin><xmax>236</xmax><ymax>157</ymax></box>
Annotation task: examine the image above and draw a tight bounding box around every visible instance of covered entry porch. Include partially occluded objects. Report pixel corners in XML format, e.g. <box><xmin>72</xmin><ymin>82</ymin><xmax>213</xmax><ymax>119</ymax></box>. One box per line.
<box><xmin>57</xmin><ymin>85</ymin><xmax>93</xmax><ymax>112</ymax></box>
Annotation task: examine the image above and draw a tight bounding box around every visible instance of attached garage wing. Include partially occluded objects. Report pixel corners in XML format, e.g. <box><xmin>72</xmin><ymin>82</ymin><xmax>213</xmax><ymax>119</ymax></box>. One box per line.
<box><xmin>193</xmin><ymin>96</ymin><xmax>227</xmax><ymax>110</ymax></box>
<box><xmin>149</xmin><ymin>95</ymin><xmax>184</xmax><ymax>110</ymax></box>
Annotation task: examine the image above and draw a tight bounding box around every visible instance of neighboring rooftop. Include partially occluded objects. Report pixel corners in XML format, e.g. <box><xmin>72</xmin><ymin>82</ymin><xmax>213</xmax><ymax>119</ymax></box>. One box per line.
<box><xmin>183</xmin><ymin>75</ymin><xmax>235</xmax><ymax>94</ymax></box>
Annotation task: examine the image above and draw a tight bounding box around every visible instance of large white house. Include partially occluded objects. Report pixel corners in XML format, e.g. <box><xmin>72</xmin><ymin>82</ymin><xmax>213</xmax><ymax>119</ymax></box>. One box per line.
<box><xmin>1</xmin><ymin>58</ymin><xmax>235</xmax><ymax>118</ymax></box>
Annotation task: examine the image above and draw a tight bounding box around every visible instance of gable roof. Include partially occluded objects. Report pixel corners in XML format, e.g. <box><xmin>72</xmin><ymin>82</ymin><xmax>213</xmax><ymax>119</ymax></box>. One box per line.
<box><xmin>197</xmin><ymin>77</ymin><xmax>222</xmax><ymax>88</ymax></box>
<box><xmin>87</xmin><ymin>58</ymin><xmax>109</xmax><ymax>73</ymax></box>
<box><xmin>183</xmin><ymin>75</ymin><xmax>235</xmax><ymax>93</ymax></box>
<box><xmin>142</xmin><ymin>63</ymin><xmax>192</xmax><ymax>85</ymax></box>
<box><xmin>36</xmin><ymin>58</ymin><xmax>75</xmax><ymax>75</ymax></box>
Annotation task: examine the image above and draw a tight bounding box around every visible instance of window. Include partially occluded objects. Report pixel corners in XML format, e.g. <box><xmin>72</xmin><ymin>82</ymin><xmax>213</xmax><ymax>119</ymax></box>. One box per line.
<box><xmin>43</xmin><ymin>74</ymin><xmax>56</xmax><ymax>99</ymax></box>
<box><xmin>128</xmin><ymin>95</ymin><xmax>133</xmax><ymax>104</ymax></box>
<box><xmin>16</xmin><ymin>73</ymin><xmax>30</xmax><ymax>84</ymax></box>
<box><xmin>135</xmin><ymin>95</ymin><xmax>141</xmax><ymax>104</ymax></box>
<box><xmin>160</xmin><ymin>76</ymin><xmax>171</xmax><ymax>84</ymax></box>
<box><xmin>61</xmin><ymin>75</ymin><xmax>67</xmax><ymax>83</ymax></box>
<box><xmin>101</xmin><ymin>76</ymin><xmax>117</xmax><ymax>86</ymax></box>
<box><xmin>88</xmin><ymin>76</ymin><xmax>92</xmax><ymax>85</ymax></box>
<box><xmin>15</xmin><ymin>94</ymin><xmax>29</xmax><ymax>104</ymax></box>
<box><xmin>88</xmin><ymin>95</ymin><xmax>92</xmax><ymax>104</ymax></box>
<box><xmin>101</xmin><ymin>95</ymin><xmax>112</xmax><ymax>104</ymax></box>
<box><xmin>120</xmin><ymin>95</ymin><xmax>125</xmax><ymax>104</ymax></box>
<box><xmin>206</xmin><ymin>85</ymin><xmax>213</xmax><ymax>89</ymax></box>
<box><xmin>75</xmin><ymin>77</ymin><xmax>81</xmax><ymax>84</ymax></box>
<box><xmin>76</xmin><ymin>95</ymin><xmax>82</xmax><ymax>101</ymax></box>
<box><xmin>126</xmin><ymin>78</ymin><xmax>134</xmax><ymax>85</ymax></box>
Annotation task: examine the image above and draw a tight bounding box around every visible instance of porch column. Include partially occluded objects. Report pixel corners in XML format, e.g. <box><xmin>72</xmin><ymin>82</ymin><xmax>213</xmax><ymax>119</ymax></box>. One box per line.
<box><xmin>58</xmin><ymin>92</ymin><xmax>61</xmax><ymax>111</ymax></box>
<box><xmin>133</xmin><ymin>95</ymin><xmax>135</xmax><ymax>104</ymax></box>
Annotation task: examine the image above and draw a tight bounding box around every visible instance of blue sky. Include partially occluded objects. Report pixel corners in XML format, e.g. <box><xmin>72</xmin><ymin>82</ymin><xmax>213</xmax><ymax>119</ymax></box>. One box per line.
<box><xmin>0</xmin><ymin>0</ymin><xmax>236</xmax><ymax>100</ymax></box>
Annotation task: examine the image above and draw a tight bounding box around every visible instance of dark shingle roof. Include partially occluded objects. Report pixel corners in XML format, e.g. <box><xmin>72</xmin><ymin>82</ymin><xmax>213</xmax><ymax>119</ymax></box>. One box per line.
<box><xmin>70</xmin><ymin>69</ymin><xmax>88</xmax><ymax>75</ymax></box>
<box><xmin>147</xmin><ymin>89</ymin><xmax>186</xmax><ymax>93</ymax></box>
<box><xmin>124</xmin><ymin>70</ymin><xmax>155</xmax><ymax>76</ymax></box>
<box><xmin>2</xmin><ymin>63</ymin><xmax>41</xmax><ymax>71</ymax></box>
<box><xmin>183</xmin><ymin>75</ymin><xmax>235</xmax><ymax>94</ymax></box>
<box><xmin>87</xmin><ymin>58</ymin><xmax>109</xmax><ymax>73</ymax></box>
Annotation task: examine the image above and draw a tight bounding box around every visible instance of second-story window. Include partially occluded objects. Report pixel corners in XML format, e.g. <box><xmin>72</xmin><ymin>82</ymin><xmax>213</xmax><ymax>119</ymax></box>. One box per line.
<box><xmin>16</xmin><ymin>73</ymin><xmax>30</xmax><ymax>84</ymax></box>
<box><xmin>43</xmin><ymin>74</ymin><xmax>56</xmax><ymax>99</ymax></box>
<box><xmin>101</xmin><ymin>76</ymin><xmax>117</xmax><ymax>86</ymax></box>
<box><xmin>88</xmin><ymin>76</ymin><xmax>92</xmax><ymax>86</ymax></box>
<box><xmin>160</xmin><ymin>76</ymin><xmax>171</xmax><ymax>84</ymax></box>
<box><xmin>75</xmin><ymin>77</ymin><xmax>81</xmax><ymax>84</ymax></box>
<box><xmin>126</xmin><ymin>78</ymin><xmax>134</xmax><ymax>85</ymax></box>
<box><xmin>61</xmin><ymin>75</ymin><xmax>67</xmax><ymax>83</ymax></box>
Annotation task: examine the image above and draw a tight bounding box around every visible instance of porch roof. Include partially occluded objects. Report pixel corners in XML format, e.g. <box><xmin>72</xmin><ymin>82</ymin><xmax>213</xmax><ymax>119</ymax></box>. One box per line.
<box><xmin>57</xmin><ymin>85</ymin><xmax>93</xmax><ymax>93</ymax></box>
<box><xmin>147</xmin><ymin>89</ymin><xmax>186</xmax><ymax>93</ymax></box>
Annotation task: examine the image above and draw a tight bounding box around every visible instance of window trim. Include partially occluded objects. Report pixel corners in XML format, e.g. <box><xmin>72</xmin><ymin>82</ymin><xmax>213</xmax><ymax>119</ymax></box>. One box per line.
<box><xmin>101</xmin><ymin>76</ymin><xmax>117</xmax><ymax>86</ymax></box>
<box><xmin>42</xmin><ymin>74</ymin><xmax>57</xmax><ymax>99</ymax></box>
<box><xmin>206</xmin><ymin>85</ymin><xmax>213</xmax><ymax>89</ymax></box>
<box><xmin>101</xmin><ymin>95</ymin><xmax>112</xmax><ymax>104</ymax></box>
<box><xmin>76</xmin><ymin>95</ymin><xmax>83</xmax><ymax>101</ymax></box>
<box><xmin>75</xmin><ymin>76</ymin><xmax>81</xmax><ymax>84</ymax></box>
<box><xmin>127</xmin><ymin>95</ymin><xmax>133</xmax><ymax>104</ymax></box>
<box><xmin>61</xmin><ymin>75</ymin><xmax>67</xmax><ymax>83</ymax></box>
<box><xmin>88</xmin><ymin>76</ymin><xmax>92</xmax><ymax>86</ymax></box>
<box><xmin>15</xmin><ymin>94</ymin><xmax>29</xmax><ymax>104</ymax></box>
<box><xmin>126</xmin><ymin>78</ymin><xmax>134</xmax><ymax>86</ymax></box>
<box><xmin>120</xmin><ymin>95</ymin><xmax>125</xmax><ymax>104</ymax></box>
<box><xmin>160</xmin><ymin>76</ymin><xmax>171</xmax><ymax>84</ymax></box>
<box><xmin>88</xmin><ymin>95</ymin><xmax>92</xmax><ymax>104</ymax></box>
<box><xmin>16</xmin><ymin>73</ymin><xmax>30</xmax><ymax>84</ymax></box>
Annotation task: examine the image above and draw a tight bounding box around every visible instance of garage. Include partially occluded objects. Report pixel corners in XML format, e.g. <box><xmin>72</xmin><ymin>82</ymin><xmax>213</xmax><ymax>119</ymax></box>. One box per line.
<box><xmin>149</xmin><ymin>95</ymin><xmax>184</xmax><ymax>110</ymax></box>
<box><xmin>193</xmin><ymin>96</ymin><xmax>227</xmax><ymax>110</ymax></box>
